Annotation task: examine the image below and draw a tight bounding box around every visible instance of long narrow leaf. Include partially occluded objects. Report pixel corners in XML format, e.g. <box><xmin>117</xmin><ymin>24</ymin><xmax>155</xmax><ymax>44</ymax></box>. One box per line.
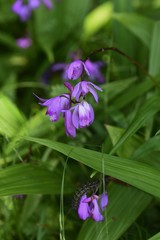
<box><xmin>25</xmin><ymin>137</ymin><xmax>160</xmax><ymax>198</ymax></box>
<box><xmin>110</xmin><ymin>95</ymin><xmax>160</xmax><ymax>154</ymax></box>
<box><xmin>0</xmin><ymin>164</ymin><xmax>73</xmax><ymax>196</ymax></box>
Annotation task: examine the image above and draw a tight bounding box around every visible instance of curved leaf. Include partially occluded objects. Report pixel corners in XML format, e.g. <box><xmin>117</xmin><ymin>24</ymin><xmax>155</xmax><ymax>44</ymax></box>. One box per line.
<box><xmin>25</xmin><ymin>137</ymin><xmax>160</xmax><ymax>198</ymax></box>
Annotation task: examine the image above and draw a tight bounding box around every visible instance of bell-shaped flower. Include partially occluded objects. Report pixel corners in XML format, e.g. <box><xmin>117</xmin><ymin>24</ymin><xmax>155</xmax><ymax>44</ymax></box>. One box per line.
<box><xmin>72</xmin><ymin>101</ymin><xmax>94</xmax><ymax>129</ymax></box>
<box><xmin>85</xmin><ymin>59</ymin><xmax>106</xmax><ymax>84</ymax></box>
<box><xmin>35</xmin><ymin>94</ymin><xmax>71</xmax><ymax>122</ymax></box>
<box><xmin>64</xmin><ymin>110</ymin><xmax>76</xmax><ymax>138</ymax></box>
<box><xmin>66</xmin><ymin>60</ymin><xmax>90</xmax><ymax>80</ymax></box>
<box><xmin>72</xmin><ymin>80</ymin><xmax>102</xmax><ymax>103</ymax></box>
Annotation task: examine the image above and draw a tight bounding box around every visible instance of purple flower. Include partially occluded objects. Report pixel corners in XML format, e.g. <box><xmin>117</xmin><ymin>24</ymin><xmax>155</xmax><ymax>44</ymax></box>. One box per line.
<box><xmin>12</xmin><ymin>0</ymin><xmax>53</xmax><ymax>21</ymax></box>
<box><xmin>88</xmin><ymin>198</ymin><xmax>104</xmax><ymax>221</ymax></box>
<box><xmin>29</xmin><ymin>0</ymin><xmax>53</xmax><ymax>9</ymax></box>
<box><xmin>42</xmin><ymin>0</ymin><xmax>53</xmax><ymax>9</ymax></box>
<box><xmin>78</xmin><ymin>194</ymin><xmax>90</xmax><ymax>220</ymax></box>
<box><xmin>100</xmin><ymin>193</ymin><xmax>108</xmax><ymax>211</ymax></box>
<box><xmin>28</xmin><ymin>0</ymin><xmax>41</xmax><ymax>9</ymax></box>
<box><xmin>72</xmin><ymin>81</ymin><xmax>102</xmax><ymax>103</ymax></box>
<box><xmin>85</xmin><ymin>60</ymin><xmax>106</xmax><ymax>84</ymax></box>
<box><xmin>12</xmin><ymin>0</ymin><xmax>31</xmax><ymax>21</ymax></box>
<box><xmin>16</xmin><ymin>37</ymin><xmax>32</xmax><ymax>48</ymax></box>
<box><xmin>72</xmin><ymin>101</ymin><xmax>94</xmax><ymax>129</ymax></box>
<box><xmin>66</xmin><ymin>60</ymin><xmax>90</xmax><ymax>80</ymax></box>
<box><xmin>35</xmin><ymin>94</ymin><xmax>71</xmax><ymax>122</ymax></box>
<box><xmin>78</xmin><ymin>193</ymin><xmax>108</xmax><ymax>222</ymax></box>
<box><xmin>64</xmin><ymin>110</ymin><xmax>76</xmax><ymax>137</ymax></box>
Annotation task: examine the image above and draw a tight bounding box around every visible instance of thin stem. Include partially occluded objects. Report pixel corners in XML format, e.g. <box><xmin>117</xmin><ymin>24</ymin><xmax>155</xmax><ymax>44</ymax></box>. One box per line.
<box><xmin>85</xmin><ymin>47</ymin><xmax>160</xmax><ymax>88</ymax></box>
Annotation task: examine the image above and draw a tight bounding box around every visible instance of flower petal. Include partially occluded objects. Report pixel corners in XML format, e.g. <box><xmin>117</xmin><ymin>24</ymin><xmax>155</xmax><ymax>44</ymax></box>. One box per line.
<box><xmin>43</xmin><ymin>0</ymin><xmax>53</xmax><ymax>8</ymax></box>
<box><xmin>88</xmin><ymin>86</ymin><xmax>99</xmax><ymax>103</ymax></box>
<box><xmin>89</xmin><ymin>199</ymin><xmax>104</xmax><ymax>222</ymax></box>
<box><xmin>90</xmin><ymin>82</ymin><xmax>103</xmax><ymax>92</ymax></box>
<box><xmin>72</xmin><ymin>105</ymin><xmax>79</xmax><ymax>129</ymax></box>
<box><xmin>81</xmin><ymin>81</ymin><xmax>89</xmax><ymax>95</ymax></box>
<box><xmin>100</xmin><ymin>193</ymin><xmax>108</xmax><ymax>211</ymax></box>
<box><xmin>28</xmin><ymin>0</ymin><xmax>40</xmax><ymax>9</ymax></box>
<box><xmin>78</xmin><ymin>195</ymin><xmax>90</xmax><ymax>220</ymax></box>
<box><xmin>78</xmin><ymin>104</ymin><xmax>90</xmax><ymax>128</ymax></box>
<box><xmin>72</xmin><ymin>82</ymin><xmax>81</xmax><ymax>101</ymax></box>
<box><xmin>64</xmin><ymin>110</ymin><xmax>76</xmax><ymax>137</ymax></box>
<box><xmin>82</xmin><ymin>101</ymin><xmax>94</xmax><ymax>124</ymax></box>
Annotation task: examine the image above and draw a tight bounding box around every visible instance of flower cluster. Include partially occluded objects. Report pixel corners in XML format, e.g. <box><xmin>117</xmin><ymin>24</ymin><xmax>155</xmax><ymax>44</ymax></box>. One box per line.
<box><xmin>12</xmin><ymin>0</ymin><xmax>53</xmax><ymax>21</ymax></box>
<box><xmin>36</xmin><ymin>59</ymin><xmax>103</xmax><ymax>137</ymax></box>
<box><xmin>78</xmin><ymin>193</ymin><xmax>108</xmax><ymax>221</ymax></box>
<box><xmin>72</xmin><ymin>178</ymin><xmax>108</xmax><ymax>222</ymax></box>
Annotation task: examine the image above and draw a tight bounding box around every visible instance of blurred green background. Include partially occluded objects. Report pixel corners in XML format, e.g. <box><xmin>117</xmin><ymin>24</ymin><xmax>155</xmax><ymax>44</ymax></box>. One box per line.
<box><xmin>0</xmin><ymin>0</ymin><xmax>160</xmax><ymax>239</ymax></box>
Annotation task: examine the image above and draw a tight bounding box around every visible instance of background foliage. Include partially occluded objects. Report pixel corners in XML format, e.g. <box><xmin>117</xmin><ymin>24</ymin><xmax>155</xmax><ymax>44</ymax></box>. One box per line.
<box><xmin>0</xmin><ymin>0</ymin><xmax>160</xmax><ymax>239</ymax></box>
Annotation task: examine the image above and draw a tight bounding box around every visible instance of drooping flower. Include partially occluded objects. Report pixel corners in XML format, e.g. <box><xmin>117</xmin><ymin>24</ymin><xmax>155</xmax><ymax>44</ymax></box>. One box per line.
<box><xmin>66</xmin><ymin>60</ymin><xmax>90</xmax><ymax>80</ymax></box>
<box><xmin>85</xmin><ymin>59</ymin><xmax>106</xmax><ymax>84</ymax></box>
<box><xmin>16</xmin><ymin>37</ymin><xmax>32</xmax><ymax>48</ymax></box>
<box><xmin>72</xmin><ymin>80</ymin><xmax>102</xmax><ymax>103</ymax></box>
<box><xmin>72</xmin><ymin>100</ymin><xmax>94</xmax><ymax>129</ymax></box>
<box><xmin>78</xmin><ymin>193</ymin><xmax>108</xmax><ymax>222</ymax></box>
<box><xmin>35</xmin><ymin>94</ymin><xmax>71</xmax><ymax>122</ymax></box>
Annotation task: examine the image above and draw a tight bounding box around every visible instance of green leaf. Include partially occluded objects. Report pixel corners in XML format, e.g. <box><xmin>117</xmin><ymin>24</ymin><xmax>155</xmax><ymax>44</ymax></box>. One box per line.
<box><xmin>148</xmin><ymin>233</ymin><xmax>160</xmax><ymax>240</ymax></box>
<box><xmin>108</xmin><ymin>79</ymin><xmax>153</xmax><ymax>110</ymax></box>
<box><xmin>25</xmin><ymin>137</ymin><xmax>160</xmax><ymax>198</ymax></box>
<box><xmin>102</xmin><ymin>77</ymin><xmax>137</xmax><ymax>101</ymax></box>
<box><xmin>0</xmin><ymin>32</ymin><xmax>17</xmax><ymax>49</ymax></box>
<box><xmin>113</xmin><ymin>13</ymin><xmax>154</xmax><ymax>47</ymax></box>
<box><xmin>0</xmin><ymin>94</ymin><xmax>26</xmax><ymax>137</ymax></box>
<box><xmin>77</xmin><ymin>184</ymin><xmax>151</xmax><ymax>240</ymax></box>
<box><xmin>82</xmin><ymin>2</ymin><xmax>113</xmax><ymax>39</ymax></box>
<box><xmin>106</xmin><ymin>125</ymin><xmax>160</xmax><ymax>168</ymax></box>
<box><xmin>132</xmin><ymin>135</ymin><xmax>160</xmax><ymax>160</ymax></box>
<box><xmin>149</xmin><ymin>21</ymin><xmax>160</xmax><ymax>76</ymax></box>
<box><xmin>0</xmin><ymin>164</ymin><xmax>73</xmax><ymax>196</ymax></box>
<box><xmin>78</xmin><ymin>122</ymin><xmax>152</xmax><ymax>240</ymax></box>
<box><xmin>110</xmin><ymin>95</ymin><xmax>160</xmax><ymax>154</ymax></box>
<box><xmin>106</xmin><ymin>125</ymin><xmax>143</xmax><ymax>158</ymax></box>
